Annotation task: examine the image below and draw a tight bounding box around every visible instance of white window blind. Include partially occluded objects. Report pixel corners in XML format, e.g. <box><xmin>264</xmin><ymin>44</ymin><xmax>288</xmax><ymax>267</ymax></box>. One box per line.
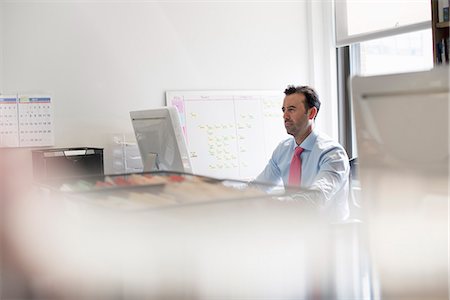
<box><xmin>335</xmin><ymin>0</ymin><xmax>431</xmax><ymax>47</ymax></box>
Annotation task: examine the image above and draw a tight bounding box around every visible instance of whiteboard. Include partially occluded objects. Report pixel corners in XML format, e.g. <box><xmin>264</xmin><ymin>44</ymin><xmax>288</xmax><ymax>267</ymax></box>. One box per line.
<box><xmin>166</xmin><ymin>91</ymin><xmax>289</xmax><ymax>180</ymax></box>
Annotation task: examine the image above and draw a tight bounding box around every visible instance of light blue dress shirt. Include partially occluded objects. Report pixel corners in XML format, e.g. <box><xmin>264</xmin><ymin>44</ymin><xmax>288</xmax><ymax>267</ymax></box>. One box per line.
<box><xmin>256</xmin><ymin>129</ymin><xmax>350</xmax><ymax>221</ymax></box>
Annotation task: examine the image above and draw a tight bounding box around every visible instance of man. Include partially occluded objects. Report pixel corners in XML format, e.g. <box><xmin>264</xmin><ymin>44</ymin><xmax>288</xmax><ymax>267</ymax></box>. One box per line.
<box><xmin>256</xmin><ymin>85</ymin><xmax>349</xmax><ymax>221</ymax></box>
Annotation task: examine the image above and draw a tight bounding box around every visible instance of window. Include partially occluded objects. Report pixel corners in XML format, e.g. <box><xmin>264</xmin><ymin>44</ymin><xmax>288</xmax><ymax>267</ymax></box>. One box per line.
<box><xmin>335</xmin><ymin>0</ymin><xmax>431</xmax><ymax>46</ymax></box>
<box><xmin>335</xmin><ymin>1</ymin><xmax>433</xmax><ymax>158</ymax></box>
<box><xmin>352</xmin><ymin>29</ymin><xmax>433</xmax><ymax>76</ymax></box>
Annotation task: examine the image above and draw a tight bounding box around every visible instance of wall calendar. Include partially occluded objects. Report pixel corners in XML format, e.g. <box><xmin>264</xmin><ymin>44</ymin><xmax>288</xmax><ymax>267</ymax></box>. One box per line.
<box><xmin>0</xmin><ymin>95</ymin><xmax>54</xmax><ymax>148</ymax></box>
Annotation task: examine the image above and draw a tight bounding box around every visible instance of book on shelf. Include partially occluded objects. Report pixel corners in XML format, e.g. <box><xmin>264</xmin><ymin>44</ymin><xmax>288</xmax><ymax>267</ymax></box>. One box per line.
<box><xmin>436</xmin><ymin>38</ymin><xmax>449</xmax><ymax>64</ymax></box>
<box><xmin>438</xmin><ymin>0</ymin><xmax>450</xmax><ymax>22</ymax></box>
<box><xmin>447</xmin><ymin>37</ymin><xmax>450</xmax><ymax>62</ymax></box>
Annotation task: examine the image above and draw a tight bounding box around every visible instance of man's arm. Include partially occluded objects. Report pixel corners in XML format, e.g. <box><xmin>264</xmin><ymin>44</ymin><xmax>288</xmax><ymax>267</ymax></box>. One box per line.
<box><xmin>255</xmin><ymin>156</ymin><xmax>282</xmax><ymax>185</ymax></box>
<box><xmin>289</xmin><ymin>147</ymin><xmax>349</xmax><ymax>207</ymax></box>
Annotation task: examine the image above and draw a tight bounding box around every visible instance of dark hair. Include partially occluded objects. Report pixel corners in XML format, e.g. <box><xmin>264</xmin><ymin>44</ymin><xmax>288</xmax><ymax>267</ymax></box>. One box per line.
<box><xmin>284</xmin><ymin>85</ymin><xmax>321</xmax><ymax>117</ymax></box>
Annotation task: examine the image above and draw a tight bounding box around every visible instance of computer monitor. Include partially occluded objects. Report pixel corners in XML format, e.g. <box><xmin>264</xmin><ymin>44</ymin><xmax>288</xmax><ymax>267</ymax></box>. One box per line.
<box><xmin>352</xmin><ymin>66</ymin><xmax>448</xmax><ymax>175</ymax></box>
<box><xmin>351</xmin><ymin>66</ymin><xmax>448</xmax><ymax>299</ymax></box>
<box><xmin>130</xmin><ymin>107</ymin><xmax>192</xmax><ymax>173</ymax></box>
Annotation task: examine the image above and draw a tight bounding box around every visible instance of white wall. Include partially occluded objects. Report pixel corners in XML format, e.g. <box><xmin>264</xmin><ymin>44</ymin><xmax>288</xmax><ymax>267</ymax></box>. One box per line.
<box><xmin>2</xmin><ymin>1</ymin><xmax>336</xmax><ymax>174</ymax></box>
<box><xmin>306</xmin><ymin>0</ymin><xmax>339</xmax><ymax>140</ymax></box>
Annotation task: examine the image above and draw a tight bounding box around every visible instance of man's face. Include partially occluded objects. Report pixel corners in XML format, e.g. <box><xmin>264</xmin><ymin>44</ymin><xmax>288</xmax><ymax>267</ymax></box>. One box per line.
<box><xmin>282</xmin><ymin>93</ymin><xmax>315</xmax><ymax>140</ymax></box>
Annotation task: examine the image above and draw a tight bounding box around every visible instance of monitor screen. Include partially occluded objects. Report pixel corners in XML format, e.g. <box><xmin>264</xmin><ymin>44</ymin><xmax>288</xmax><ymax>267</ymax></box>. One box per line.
<box><xmin>130</xmin><ymin>107</ymin><xmax>192</xmax><ymax>173</ymax></box>
<box><xmin>352</xmin><ymin>67</ymin><xmax>448</xmax><ymax>175</ymax></box>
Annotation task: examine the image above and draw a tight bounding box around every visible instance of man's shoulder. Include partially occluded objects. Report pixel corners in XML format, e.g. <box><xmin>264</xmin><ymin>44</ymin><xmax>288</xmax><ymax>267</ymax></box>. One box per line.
<box><xmin>272</xmin><ymin>137</ymin><xmax>295</xmax><ymax>154</ymax></box>
<box><xmin>314</xmin><ymin>131</ymin><xmax>346</xmax><ymax>152</ymax></box>
<box><xmin>312</xmin><ymin>132</ymin><xmax>349</xmax><ymax>166</ymax></box>
<box><xmin>276</xmin><ymin>136</ymin><xmax>295</xmax><ymax>148</ymax></box>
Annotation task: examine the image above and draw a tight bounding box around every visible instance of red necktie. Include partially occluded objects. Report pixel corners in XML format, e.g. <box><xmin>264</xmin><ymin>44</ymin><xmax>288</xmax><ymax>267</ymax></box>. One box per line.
<box><xmin>288</xmin><ymin>147</ymin><xmax>303</xmax><ymax>186</ymax></box>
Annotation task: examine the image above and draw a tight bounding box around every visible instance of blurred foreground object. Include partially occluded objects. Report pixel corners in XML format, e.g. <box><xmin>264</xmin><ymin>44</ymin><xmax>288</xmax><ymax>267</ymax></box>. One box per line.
<box><xmin>352</xmin><ymin>66</ymin><xmax>449</xmax><ymax>300</ymax></box>
<box><xmin>2</xmin><ymin>168</ymin><xmax>353</xmax><ymax>299</ymax></box>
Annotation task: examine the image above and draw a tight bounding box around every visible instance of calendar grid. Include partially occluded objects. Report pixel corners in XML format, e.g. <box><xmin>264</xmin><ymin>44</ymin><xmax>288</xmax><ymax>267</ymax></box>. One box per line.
<box><xmin>0</xmin><ymin>95</ymin><xmax>54</xmax><ymax>148</ymax></box>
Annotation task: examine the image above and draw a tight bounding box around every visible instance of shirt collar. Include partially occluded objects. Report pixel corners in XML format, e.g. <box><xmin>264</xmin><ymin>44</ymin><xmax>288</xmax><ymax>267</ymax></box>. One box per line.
<box><xmin>292</xmin><ymin>129</ymin><xmax>318</xmax><ymax>151</ymax></box>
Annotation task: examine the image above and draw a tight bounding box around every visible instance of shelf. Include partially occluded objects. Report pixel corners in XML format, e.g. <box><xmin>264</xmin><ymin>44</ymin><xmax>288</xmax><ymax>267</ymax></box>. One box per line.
<box><xmin>432</xmin><ymin>0</ymin><xmax>450</xmax><ymax>65</ymax></box>
<box><xmin>436</xmin><ymin>21</ymin><xmax>450</xmax><ymax>29</ymax></box>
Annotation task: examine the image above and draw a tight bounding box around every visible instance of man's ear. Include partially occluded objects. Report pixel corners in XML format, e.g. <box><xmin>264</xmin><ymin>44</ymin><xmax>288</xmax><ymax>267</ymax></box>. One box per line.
<box><xmin>308</xmin><ymin>107</ymin><xmax>317</xmax><ymax>120</ymax></box>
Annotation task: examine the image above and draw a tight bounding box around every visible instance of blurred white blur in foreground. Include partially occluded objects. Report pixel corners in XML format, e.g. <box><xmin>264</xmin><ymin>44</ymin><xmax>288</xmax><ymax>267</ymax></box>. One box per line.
<box><xmin>1</xmin><ymin>149</ymin><xmax>344</xmax><ymax>299</ymax></box>
<box><xmin>352</xmin><ymin>67</ymin><xmax>449</xmax><ymax>300</ymax></box>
